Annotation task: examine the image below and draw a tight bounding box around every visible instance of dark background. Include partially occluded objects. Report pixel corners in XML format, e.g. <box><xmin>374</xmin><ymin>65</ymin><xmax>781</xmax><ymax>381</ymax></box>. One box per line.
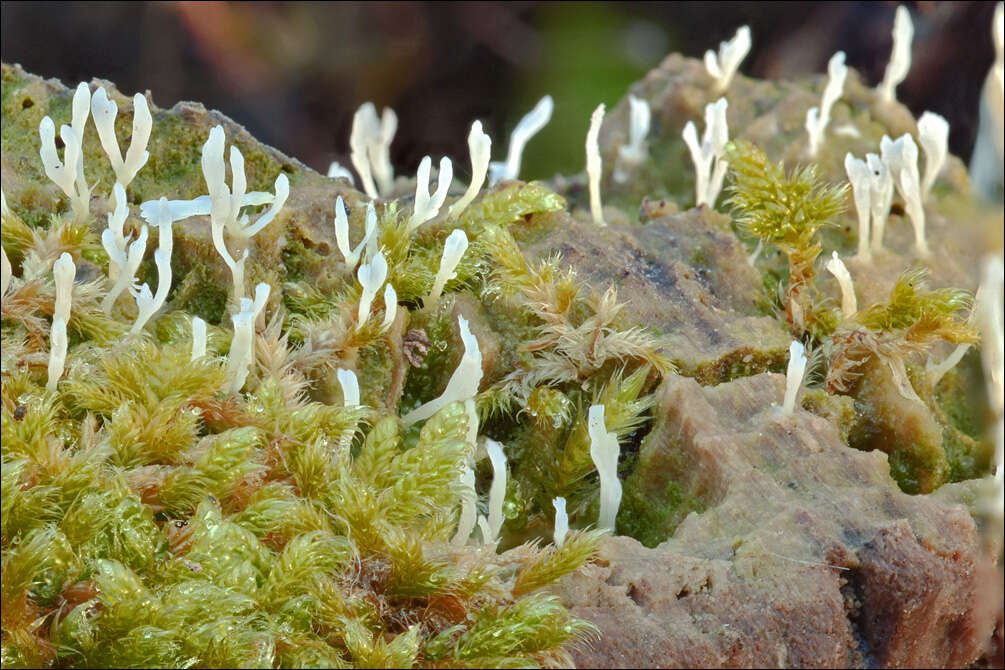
<box><xmin>2</xmin><ymin>2</ymin><xmax>999</xmax><ymax>180</ymax></box>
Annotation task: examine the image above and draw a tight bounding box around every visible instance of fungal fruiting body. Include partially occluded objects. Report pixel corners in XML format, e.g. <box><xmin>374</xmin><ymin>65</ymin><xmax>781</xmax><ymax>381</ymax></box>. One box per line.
<box><xmin>46</xmin><ymin>253</ymin><xmax>75</xmax><ymax>391</ymax></box>
<box><xmin>704</xmin><ymin>25</ymin><xmax>752</xmax><ymax>93</ymax></box>
<box><xmin>402</xmin><ymin>315</ymin><xmax>482</xmax><ymax>425</ymax></box>
<box><xmin>877</xmin><ymin>5</ymin><xmax>913</xmax><ymax>104</ymax></box>
<box><xmin>488</xmin><ymin>95</ymin><xmax>554</xmax><ymax>185</ymax></box>
<box><xmin>448</xmin><ymin>120</ymin><xmax>492</xmax><ymax>218</ymax></box>
<box><xmin>806</xmin><ymin>52</ymin><xmax>848</xmax><ymax>158</ymax></box>
<box><xmin>225</xmin><ymin>282</ymin><xmax>270</xmax><ymax>394</ymax></box>
<box><xmin>586</xmin><ymin>104</ymin><xmax>606</xmax><ymax>226</ymax></box>
<box><xmin>825</xmin><ymin>251</ymin><xmax>857</xmax><ymax>318</ymax></box>
<box><xmin>588</xmin><ymin>404</ymin><xmax>622</xmax><ymax>533</ymax></box>
<box><xmin>844</xmin><ymin>153</ymin><xmax>872</xmax><ymax>260</ymax></box>
<box><xmin>427</xmin><ymin>229</ymin><xmax>469</xmax><ymax>308</ymax></box>
<box><xmin>683</xmin><ymin>98</ymin><xmax>729</xmax><ymax>208</ymax></box>
<box><xmin>881</xmin><ymin>134</ymin><xmax>929</xmax><ymax>258</ymax></box>
<box><xmin>782</xmin><ymin>340</ymin><xmax>807</xmax><ymax>415</ymax></box>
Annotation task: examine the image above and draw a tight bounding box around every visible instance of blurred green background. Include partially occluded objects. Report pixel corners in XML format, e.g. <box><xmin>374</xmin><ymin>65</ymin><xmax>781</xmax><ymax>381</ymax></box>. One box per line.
<box><xmin>1</xmin><ymin>2</ymin><xmax>999</xmax><ymax>180</ymax></box>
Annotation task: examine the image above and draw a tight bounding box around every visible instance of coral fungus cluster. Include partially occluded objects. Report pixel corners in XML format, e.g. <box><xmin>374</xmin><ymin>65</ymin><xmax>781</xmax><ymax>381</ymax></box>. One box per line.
<box><xmin>2</xmin><ymin>3</ymin><xmax>1003</xmax><ymax>668</ymax></box>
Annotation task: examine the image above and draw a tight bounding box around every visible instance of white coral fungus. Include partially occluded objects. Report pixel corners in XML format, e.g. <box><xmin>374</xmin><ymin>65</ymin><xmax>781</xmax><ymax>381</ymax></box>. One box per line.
<box><xmin>91</xmin><ymin>87</ymin><xmax>152</xmax><ymax>189</ymax></box>
<box><xmin>102</xmin><ymin>224</ymin><xmax>148</xmax><ymax>315</ymax></box>
<box><xmin>448</xmin><ymin>120</ymin><xmax>492</xmax><ymax>218</ymax></box>
<box><xmin>489</xmin><ymin>95</ymin><xmax>554</xmax><ymax>185</ymax></box>
<box><xmin>866</xmin><ymin>153</ymin><xmax>894</xmax><ymax>253</ymax></box>
<box><xmin>917</xmin><ymin>111</ymin><xmax>949</xmax><ymax>201</ymax></box>
<box><xmin>588</xmin><ymin>404</ymin><xmax>622</xmax><ymax>533</ymax></box>
<box><xmin>806</xmin><ymin>52</ymin><xmax>848</xmax><ymax>158</ymax></box>
<box><xmin>483</xmin><ymin>438</ymin><xmax>508</xmax><ymax>546</ymax></box>
<box><xmin>225</xmin><ymin>282</ymin><xmax>270</xmax><ymax>394</ymax></box>
<box><xmin>428</xmin><ymin>229</ymin><xmax>468</xmax><ymax>308</ymax></box>
<box><xmin>326</xmin><ymin>161</ymin><xmax>355</xmax><ymax>185</ymax></box>
<box><xmin>586</xmin><ymin>103</ymin><xmax>606</xmax><ymax>226</ymax></box>
<box><xmin>704</xmin><ymin>25</ymin><xmax>752</xmax><ymax>94</ymax></box>
<box><xmin>198</xmin><ymin>125</ymin><xmax>289</xmax><ymax>301</ymax></box>
<box><xmin>336</xmin><ymin>368</ymin><xmax>361</xmax><ymax>407</ymax></box>
<box><xmin>380</xmin><ymin>283</ymin><xmax>397</xmax><ymax>334</ymax></box>
<box><xmin>334</xmin><ymin>196</ymin><xmax>377</xmax><ymax>269</ymax></box>
<box><xmin>451</xmin><ymin>464</ymin><xmax>478</xmax><ymax>547</ymax></box>
<box><xmin>878</xmin><ymin>6</ymin><xmax>914</xmax><ymax>103</ymax></box>
<box><xmin>402</xmin><ymin>315</ymin><xmax>483</xmax><ymax>425</ymax></box>
<box><xmin>191</xmin><ymin>316</ymin><xmax>207</xmax><ymax>361</ymax></box>
<box><xmin>974</xmin><ymin>255</ymin><xmax>1004</xmax><ymax>518</ymax></box>
<box><xmin>356</xmin><ymin>250</ymin><xmax>388</xmax><ymax>326</ymax></box>
<box><xmin>1</xmin><ymin>245</ymin><xmax>11</xmax><ymax>299</ymax></box>
<box><xmin>825</xmin><ymin>251</ymin><xmax>857</xmax><ymax>318</ymax></box>
<box><xmin>407</xmin><ymin>156</ymin><xmax>453</xmax><ymax>234</ymax></box>
<box><xmin>682</xmin><ymin>98</ymin><xmax>729</xmax><ymax>208</ymax></box>
<box><xmin>782</xmin><ymin>340</ymin><xmax>807</xmax><ymax>416</ymax></box>
<box><xmin>552</xmin><ymin>497</ymin><xmax>569</xmax><ymax>548</ymax></box>
<box><xmin>349</xmin><ymin>103</ymin><xmax>397</xmax><ymax>199</ymax></box>
<box><xmin>844</xmin><ymin>153</ymin><xmax>872</xmax><ymax>261</ymax></box>
<box><xmin>614</xmin><ymin>95</ymin><xmax>651</xmax><ymax>183</ymax></box>
<box><xmin>47</xmin><ymin>253</ymin><xmax>76</xmax><ymax>392</ymax></box>
<box><xmin>39</xmin><ymin>118</ymin><xmax>89</xmax><ymax>222</ymax></box>
<box><xmin>881</xmin><ymin>134</ymin><xmax>929</xmax><ymax>257</ymax></box>
<box><xmin>130</xmin><ymin>198</ymin><xmax>173</xmax><ymax>335</ymax></box>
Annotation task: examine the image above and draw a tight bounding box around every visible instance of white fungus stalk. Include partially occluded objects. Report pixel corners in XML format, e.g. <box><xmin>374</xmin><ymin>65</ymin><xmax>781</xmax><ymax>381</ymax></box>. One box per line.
<box><xmin>917</xmin><ymin>111</ymin><xmax>949</xmax><ymax>201</ymax></box>
<box><xmin>349</xmin><ymin>103</ymin><xmax>397</xmax><ymax>198</ymax></box>
<box><xmin>782</xmin><ymin>340</ymin><xmax>807</xmax><ymax>415</ymax></box>
<box><xmin>483</xmin><ymin>438</ymin><xmax>508</xmax><ymax>545</ymax></box>
<box><xmin>451</xmin><ymin>464</ymin><xmax>478</xmax><ymax>547</ymax></box>
<box><xmin>103</xmin><ymin>183</ymin><xmax>131</xmax><ymax>282</ymax></box>
<box><xmin>489</xmin><ymin>95</ymin><xmax>554</xmax><ymax>185</ymax></box>
<box><xmin>806</xmin><ymin>52</ymin><xmax>848</xmax><ymax>158</ymax></box>
<box><xmin>102</xmin><ymin>225</ymin><xmax>148</xmax><ymax>315</ymax></box>
<box><xmin>1</xmin><ymin>245</ymin><xmax>11</xmax><ymax>299</ymax></box>
<box><xmin>53</xmin><ymin>253</ymin><xmax>75</xmax><ymax>324</ymax></box>
<box><xmin>844</xmin><ymin>154</ymin><xmax>872</xmax><ymax>260</ymax></box>
<box><xmin>225</xmin><ymin>283</ymin><xmax>269</xmax><ymax>394</ymax></box>
<box><xmin>407</xmin><ymin>156</ymin><xmax>453</xmax><ymax>233</ymax></box>
<box><xmin>881</xmin><ymin>134</ymin><xmax>929</xmax><ymax>257</ymax></box>
<box><xmin>704</xmin><ymin>25</ymin><xmax>752</xmax><ymax>94</ymax></box>
<box><xmin>878</xmin><ymin>6</ymin><xmax>914</xmax><ymax>103</ymax></box>
<box><xmin>91</xmin><ymin>87</ymin><xmax>152</xmax><ymax>189</ymax></box>
<box><xmin>326</xmin><ymin>161</ymin><xmax>355</xmax><ymax>185</ymax></box>
<box><xmin>402</xmin><ymin>315</ymin><xmax>482</xmax><ymax>425</ymax></box>
<box><xmin>47</xmin><ymin>318</ymin><xmax>68</xmax><ymax>393</ymax></box>
<box><xmin>552</xmin><ymin>497</ymin><xmax>569</xmax><ymax>548</ymax></box>
<box><xmin>356</xmin><ymin>251</ymin><xmax>388</xmax><ymax>325</ymax></box>
<box><xmin>975</xmin><ymin>255</ymin><xmax>1004</xmax><ymax>518</ymax></box>
<box><xmin>199</xmin><ymin>126</ymin><xmax>288</xmax><ymax>301</ymax></box>
<box><xmin>682</xmin><ymin>98</ymin><xmax>729</xmax><ymax>208</ymax></box>
<box><xmin>825</xmin><ymin>251</ymin><xmax>857</xmax><ymax>318</ymax></box>
<box><xmin>614</xmin><ymin>95</ymin><xmax>651</xmax><ymax>183</ymax></box>
<box><xmin>333</xmin><ymin>196</ymin><xmax>377</xmax><ymax>269</ymax></box>
<box><xmin>588</xmin><ymin>404</ymin><xmax>622</xmax><ymax>533</ymax></box>
<box><xmin>349</xmin><ymin>103</ymin><xmax>381</xmax><ymax>199</ymax></box>
<box><xmin>47</xmin><ymin>253</ymin><xmax>76</xmax><ymax>392</ymax></box>
<box><xmin>130</xmin><ymin>248</ymin><xmax>171</xmax><ymax>335</ymax></box>
<box><xmin>866</xmin><ymin>153</ymin><xmax>894</xmax><ymax>253</ymax></box>
<box><xmin>448</xmin><ymin>121</ymin><xmax>492</xmax><ymax>218</ymax></box>
<box><xmin>130</xmin><ymin>198</ymin><xmax>173</xmax><ymax>334</ymax></box>
<box><xmin>191</xmin><ymin>316</ymin><xmax>207</xmax><ymax>361</ymax></box>
<box><xmin>336</xmin><ymin>368</ymin><xmax>360</xmax><ymax>407</ymax></box>
<box><xmin>586</xmin><ymin>104</ymin><xmax>606</xmax><ymax>226</ymax></box>
<box><xmin>39</xmin><ymin>118</ymin><xmax>89</xmax><ymax>222</ymax></box>
<box><xmin>428</xmin><ymin>229</ymin><xmax>468</xmax><ymax>308</ymax></box>
<box><xmin>379</xmin><ymin>283</ymin><xmax>398</xmax><ymax>334</ymax></box>
<box><xmin>926</xmin><ymin>344</ymin><xmax>972</xmax><ymax>389</ymax></box>
<box><xmin>370</xmin><ymin>107</ymin><xmax>398</xmax><ymax>196</ymax></box>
